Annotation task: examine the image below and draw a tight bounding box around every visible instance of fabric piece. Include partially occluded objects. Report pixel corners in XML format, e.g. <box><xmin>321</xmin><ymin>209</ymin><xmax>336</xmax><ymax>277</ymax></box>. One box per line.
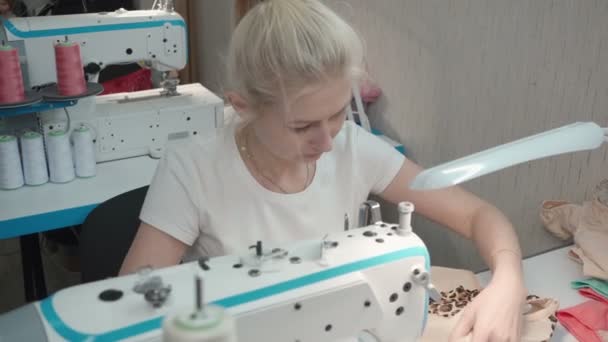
<box><xmin>140</xmin><ymin>117</ymin><xmax>405</xmax><ymax>261</ymax></box>
<box><xmin>579</xmin><ymin>288</ymin><xmax>608</xmax><ymax>305</ymax></box>
<box><xmin>100</xmin><ymin>68</ymin><xmax>152</xmax><ymax>95</ymax></box>
<box><xmin>421</xmin><ymin>267</ymin><xmax>481</xmax><ymax>342</ymax></box>
<box><xmin>421</xmin><ymin>267</ymin><xmax>559</xmax><ymax>342</ymax></box>
<box><xmin>573</xmin><ymin>278</ymin><xmax>608</xmax><ymax>300</ymax></box>
<box><xmin>540</xmin><ymin>182</ymin><xmax>608</xmax><ymax>281</ymax></box>
<box><xmin>556</xmin><ymin>288</ymin><xmax>608</xmax><ymax>342</ymax></box>
<box><xmin>540</xmin><ymin>200</ymin><xmax>581</xmax><ymax>239</ymax></box>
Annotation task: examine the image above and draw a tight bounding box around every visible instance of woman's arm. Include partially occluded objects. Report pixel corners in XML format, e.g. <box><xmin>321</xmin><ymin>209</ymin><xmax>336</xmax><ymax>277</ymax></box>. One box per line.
<box><xmin>119</xmin><ymin>222</ymin><xmax>188</xmax><ymax>276</ymax></box>
<box><xmin>380</xmin><ymin>159</ymin><xmax>522</xmax><ymax>274</ymax></box>
<box><xmin>381</xmin><ymin>158</ymin><xmax>525</xmax><ymax>341</ymax></box>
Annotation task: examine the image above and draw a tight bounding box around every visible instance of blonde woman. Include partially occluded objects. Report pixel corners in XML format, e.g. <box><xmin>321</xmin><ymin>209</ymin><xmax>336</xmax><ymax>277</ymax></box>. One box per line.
<box><xmin>121</xmin><ymin>1</ymin><xmax>525</xmax><ymax>340</ymax></box>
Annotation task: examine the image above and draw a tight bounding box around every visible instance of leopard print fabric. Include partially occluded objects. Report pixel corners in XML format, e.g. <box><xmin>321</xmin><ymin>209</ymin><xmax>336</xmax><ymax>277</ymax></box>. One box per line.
<box><xmin>526</xmin><ymin>295</ymin><xmax>558</xmax><ymax>342</ymax></box>
<box><xmin>428</xmin><ymin>290</ymin><xmax>558</xmax><ymax>341</ymax></box>
<box><xmin>428</xmin><ymin>285</ymin><xmax>480</xmax><ymax>318</ymax></box>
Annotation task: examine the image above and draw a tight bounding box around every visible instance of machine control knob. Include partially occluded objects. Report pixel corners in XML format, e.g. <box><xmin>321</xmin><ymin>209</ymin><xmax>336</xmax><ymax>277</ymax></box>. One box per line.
<box><xmin>144</xmin><ymin>286</ymin><xmax>172</xmax><ymax>308</ymax></box>
<box><xmin>410</xmin><ymin>265</ymin><xmax>441</xmax><ymax>302</ymax></box>
<box><xmin>133</xmin><ymin>266</ymin><xmax>172</xmax><ymax>308</ymax></box>
<box><xmin>84</xmin><ymin>62</ymin><xmax>102</xmax><ymax>75</ymax></box>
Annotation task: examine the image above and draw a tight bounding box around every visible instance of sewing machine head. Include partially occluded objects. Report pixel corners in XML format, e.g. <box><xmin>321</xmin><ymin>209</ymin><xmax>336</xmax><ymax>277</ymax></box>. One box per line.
<box><xmin>0</xmin><ymin>8</ymin><xmax>219</xmax><ymax>163</ymax></box>
<box><xmin>1</xmin><ymin>8</ymin><xmax>187</xmax><ymax>89</ymax></box>
<box><xmin>0</xmin><ymin>202</ymin><xmax>437</xmax><ymax>342</ymax></box>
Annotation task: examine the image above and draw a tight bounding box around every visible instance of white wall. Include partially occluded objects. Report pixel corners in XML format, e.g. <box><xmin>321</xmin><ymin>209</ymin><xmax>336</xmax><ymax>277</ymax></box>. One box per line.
<box><xmin>326</xmin><ymin>0</ymin><xmax>608</xmax><ymax>270</ymax></box>
<box><xmin>192</xmin><ymin>1</ymin><xmax>234</xmax><ymax>95</ymax></box>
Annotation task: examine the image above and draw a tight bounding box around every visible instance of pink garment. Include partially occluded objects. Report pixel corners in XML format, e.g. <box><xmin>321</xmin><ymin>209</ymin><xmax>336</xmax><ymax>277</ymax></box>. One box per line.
<box><xmin>556</xmin><ymin>288</ymin><xmax>608</xmax><ymax>342</ymax></box>
<box><xmin>581</xmin><ymin>288</ymin><xmax>608</xmax><ymax>303</ymax></box>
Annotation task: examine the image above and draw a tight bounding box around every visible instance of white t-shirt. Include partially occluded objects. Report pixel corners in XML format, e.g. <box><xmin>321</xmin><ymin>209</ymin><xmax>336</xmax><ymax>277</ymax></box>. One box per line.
<box><xmin>140</xmin><ymin>120</ymin><xmax>405</xmax><ymax>260</ymax></box>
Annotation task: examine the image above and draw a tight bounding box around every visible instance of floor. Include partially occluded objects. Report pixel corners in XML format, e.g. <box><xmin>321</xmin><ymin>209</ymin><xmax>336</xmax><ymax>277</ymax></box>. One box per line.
<box><xmin>0</xmin><ymin>236</ymin><xmax>80</xmax><ymax>315</ymax></box>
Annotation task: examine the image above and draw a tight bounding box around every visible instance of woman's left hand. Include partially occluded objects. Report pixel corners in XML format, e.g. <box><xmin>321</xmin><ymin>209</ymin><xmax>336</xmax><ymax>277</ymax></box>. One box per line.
<box><xmin>449</xmin><ymin>271</ymin><xmax>527</xmax><ymax>342</ymax></box>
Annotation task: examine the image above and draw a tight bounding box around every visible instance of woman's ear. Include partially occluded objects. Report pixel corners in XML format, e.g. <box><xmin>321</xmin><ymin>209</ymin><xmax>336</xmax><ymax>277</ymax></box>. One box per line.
<box><xmin>225</xmin><ymin>91</ymin><xmax>250</xmax><ymax>114</ymax></box>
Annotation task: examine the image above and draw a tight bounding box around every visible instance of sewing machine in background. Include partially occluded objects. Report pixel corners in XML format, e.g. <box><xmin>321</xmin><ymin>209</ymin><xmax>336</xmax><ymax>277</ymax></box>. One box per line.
<box><xmin>37</xmin><ymin>83</ymin><xmax>224</xmax><ymax>161</ymax></box>
<box><xmin>0</xmin><ymin>8</ymin><xmax>224</xmax><ymax>161</ymax></box>
<box><xmin>0</xmin><ymin>202</ymin><xmax>438</xmax><ymax>342</ymax></box>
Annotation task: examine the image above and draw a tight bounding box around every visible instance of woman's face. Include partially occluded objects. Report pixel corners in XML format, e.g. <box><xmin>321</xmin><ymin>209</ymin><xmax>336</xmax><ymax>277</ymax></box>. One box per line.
<box><xmin>253</xmin><ymin>77</ymin><xmax>353</xmax><ymax>163</ymax></box>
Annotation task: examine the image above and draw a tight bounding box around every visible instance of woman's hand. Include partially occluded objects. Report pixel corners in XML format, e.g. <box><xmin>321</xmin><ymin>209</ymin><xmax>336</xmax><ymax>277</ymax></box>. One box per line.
<box><xmin>449</xmin><ymin>270</ymin><xmax>527</xmax><ymax>342</ymax></box>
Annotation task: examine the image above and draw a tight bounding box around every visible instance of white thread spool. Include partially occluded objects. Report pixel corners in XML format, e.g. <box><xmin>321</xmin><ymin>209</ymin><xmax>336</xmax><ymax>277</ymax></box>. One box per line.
<box><xmin>71</xmin><ymin>125</ymin><xmax>96</xmax><ymax>178</ymax></box>
<box><xmin>46</xmin><ymin>130</ymin><xmax>75</xmax><ymax>183</ymax></box>
<box><xmin>20</xmin><ymin>131</ymin><xmax>48</xmax><ymax>186</ymax></box>
<box><xmin>162</xmin><ymin>306</ymin><xmax>237</xmax><ymax>342</ymax></box>
<box><xmin>0</xmin><ymin>135</ymin><xmax>24</xmax><ymax>190</ymax></box>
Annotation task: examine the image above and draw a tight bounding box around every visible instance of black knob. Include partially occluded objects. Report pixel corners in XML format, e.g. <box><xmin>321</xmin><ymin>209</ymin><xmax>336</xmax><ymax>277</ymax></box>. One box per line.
<box><xmin>84</xmin><ymin>62</ymin><xmax>102</xmax><ymax>74</ymax></box>
<box><xmin>251</xmin><ymin>241</ymin><xmax>263</xmax><ymax>257</ymax></box>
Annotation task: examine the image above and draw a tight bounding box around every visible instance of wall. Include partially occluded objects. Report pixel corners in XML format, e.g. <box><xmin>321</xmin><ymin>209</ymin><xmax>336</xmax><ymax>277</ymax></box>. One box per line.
<box><xmin>326</xmin><ymin>0</ymin><xmax>608</xmax><ymax>271</ymax></box>
<box><xmin>192</xmin><ymin>1</ymin><xmax>234</xmax><ymax>94</ymax></box>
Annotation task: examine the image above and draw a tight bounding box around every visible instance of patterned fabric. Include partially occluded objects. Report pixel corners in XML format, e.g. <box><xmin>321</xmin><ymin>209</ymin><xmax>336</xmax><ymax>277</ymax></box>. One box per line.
<box><xmin>421</xmin><ymin>266</ymin><xmax>559</xmax><ymax>342</ymax></box>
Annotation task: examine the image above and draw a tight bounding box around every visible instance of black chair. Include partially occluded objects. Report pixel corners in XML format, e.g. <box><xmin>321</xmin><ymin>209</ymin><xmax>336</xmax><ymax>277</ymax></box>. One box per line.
<box><xmin>79</xmin><ymin>186</ymin><xmax>148</xmax><ymax>283</ymax></box>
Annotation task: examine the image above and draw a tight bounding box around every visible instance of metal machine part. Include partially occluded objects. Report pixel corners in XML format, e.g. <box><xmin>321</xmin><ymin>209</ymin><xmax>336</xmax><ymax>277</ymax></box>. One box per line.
<box><xmin>133</xmin><ymin>266</ymin><xmax>172</xmax><ymax>308</ymax></box>
<box><xmin>358</xmin><ymin>200</ymin><xmax>382</xmax><ymax>227</ymax></box>
<box><xmin>160</xmin><ymin>71</ymin><xmax>180</xmax><ymax>97</ymax></box>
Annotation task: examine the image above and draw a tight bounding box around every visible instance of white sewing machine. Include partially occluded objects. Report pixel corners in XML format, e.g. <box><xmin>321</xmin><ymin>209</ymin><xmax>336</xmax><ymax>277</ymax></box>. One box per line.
<box><xmin>0</xmin><ymin>202</ymin><xmax>438</xmax><ymax>342</ymax></box>
<box><xmin>1</xmin><ymin>8</ymin><xmax>224</xmax><ymax>161</ymax></box>
<box><xmin>38</xmin><ymin>83</ymin><xmax>224</xmax><ymax>161</ymax></box>
<box><xmin>2</xmin><ymin>9</ymin><xmax>187</xmax><ymax>87</ymax></box>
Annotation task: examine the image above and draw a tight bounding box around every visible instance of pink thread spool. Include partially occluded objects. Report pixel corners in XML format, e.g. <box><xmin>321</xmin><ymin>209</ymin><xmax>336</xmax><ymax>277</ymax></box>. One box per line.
<box><xmin>0</xmin><ymin>43</ymin><xmax>26</xmax><ymax>104</ymax></box>
<box><xmin>54</xmin><ymin>40</ymin><xmax>87</xmax><ymax>96</ymax></box>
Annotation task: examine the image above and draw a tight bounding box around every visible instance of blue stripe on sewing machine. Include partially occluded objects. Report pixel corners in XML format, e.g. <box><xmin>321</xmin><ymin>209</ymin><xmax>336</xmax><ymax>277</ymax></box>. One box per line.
<box><xmin>2</xmin><ymin>18</ymin><xmax>186</xmax><ymax>39</ymax></box>
<box><xmin>40</xmin><ymin>246</ymin><xmax>430</xmax><ymax>341</ymax></box>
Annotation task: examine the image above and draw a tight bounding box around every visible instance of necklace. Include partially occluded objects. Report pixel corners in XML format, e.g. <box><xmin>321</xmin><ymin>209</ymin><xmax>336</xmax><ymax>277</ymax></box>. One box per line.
<box><xmin>238</xmin><ymin>126</ymin><xmax>311</xmax><ymax>194</ymax></box>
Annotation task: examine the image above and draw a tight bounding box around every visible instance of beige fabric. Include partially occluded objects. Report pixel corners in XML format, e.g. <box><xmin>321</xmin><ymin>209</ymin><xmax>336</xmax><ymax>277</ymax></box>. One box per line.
<box><xmin>540</xmin><ymin>182</ymin><xmax>608</xmax><ymax>280</ymax></box>
<box><xmin>421</xmin><ymin>267</ymin><xmax>559</xmax><ymax>342</ymax></box>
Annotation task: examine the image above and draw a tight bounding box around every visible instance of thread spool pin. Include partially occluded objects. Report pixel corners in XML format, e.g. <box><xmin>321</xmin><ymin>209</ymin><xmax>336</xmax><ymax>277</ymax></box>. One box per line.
<box><xmin>397</xmin><ymin>202</ymin><xmax>415</xmax><ymax>235</ymax></box>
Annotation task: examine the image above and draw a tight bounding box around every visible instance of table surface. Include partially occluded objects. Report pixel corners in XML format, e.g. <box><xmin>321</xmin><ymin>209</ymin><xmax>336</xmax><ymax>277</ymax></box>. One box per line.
<box><xmin>477</xmin><ymin>245</ymin><xmax>585</xmax><ymax>341</ymax></box>
<box><xmin>0</xmin><ymin>156</ymin><xmax>159</xmax><ymax>239</ymax></box>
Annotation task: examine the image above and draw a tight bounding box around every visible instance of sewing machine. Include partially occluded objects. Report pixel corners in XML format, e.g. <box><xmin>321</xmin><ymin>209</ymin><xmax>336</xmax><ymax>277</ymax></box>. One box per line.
<box><xmin>1</xmin><ymin>8</ymin><xmax>224</xmax><ymax>161</ymax></box>
<box><xmin>0</xmin><ymin>202</ymin><xmax>438</xmax><ymax>342</ymax></box>
<box><xmin>37</xmin><ymin>83</ymin><xmax>225</xmax><ymax>161</ymax></box>
<box><xmin>2</xmin><ymin>9</ymin><xmax>187</xmax><ymax>87</ymax></box>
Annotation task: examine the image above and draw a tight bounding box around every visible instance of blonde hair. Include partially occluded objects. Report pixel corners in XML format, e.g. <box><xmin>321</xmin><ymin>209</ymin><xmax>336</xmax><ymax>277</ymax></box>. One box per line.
<box><xmin>226</xmin><ymin>0</ymin><xmax>364</xmax><ymax>109</ymax></box>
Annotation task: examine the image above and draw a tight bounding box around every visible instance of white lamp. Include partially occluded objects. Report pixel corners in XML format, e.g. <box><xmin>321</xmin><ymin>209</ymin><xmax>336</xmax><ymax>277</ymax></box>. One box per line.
<box><xmin>409</xmin><ymin>122</ymin><xmax>608</xmax><ymax>190</ymax></box>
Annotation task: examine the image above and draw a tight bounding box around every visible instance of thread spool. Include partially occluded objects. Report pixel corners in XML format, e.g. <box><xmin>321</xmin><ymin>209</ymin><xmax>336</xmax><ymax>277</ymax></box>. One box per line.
<box><xmin>54</xmin><ymin>39</ymin><xmax>87</xmax><ymax>96</ymax></box>
<box><xmin>72</xmin><ymin>125</ymin><xmax>96</xmax><ymax>178</ymax></box>
<box><xmin>0</xmin><ymin>42</ymin><xmax>26</xmax><ymax>104</ymax></box>
<box><xmin>20</xmin><ymin>131</ymin><xmax>49</xmax><ymax>186</ymax></box>
<box><xmin>163</xmin><ymin>276</ymin><xmax>237</xmax><ymax>342</ymax></box>
<box><xmin>46</xmin><ymin>130</ymin><xmax>75</xmax><ymax>183</ymax></box>
<box><xmin>0</xmin><ymin>135</ymin><xmax>25</xmax><ymax>190</ymax></box>
<box><xmin>162</xmin><ymin>306</ymin><xmax>238</xmax><ymax>342</ymax></box>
